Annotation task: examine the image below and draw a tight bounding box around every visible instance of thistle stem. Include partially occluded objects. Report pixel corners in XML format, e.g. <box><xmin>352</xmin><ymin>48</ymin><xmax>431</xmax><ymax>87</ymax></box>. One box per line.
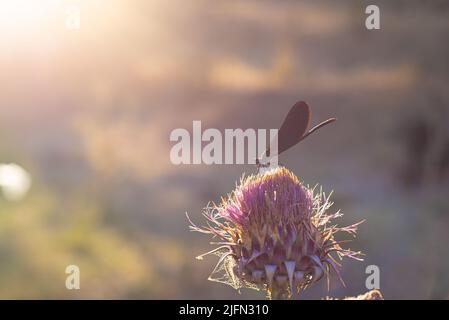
<box><xmin>268</xmin><ymin>287</ymin><xmax>290</xmax><ymax>300</ymax></box>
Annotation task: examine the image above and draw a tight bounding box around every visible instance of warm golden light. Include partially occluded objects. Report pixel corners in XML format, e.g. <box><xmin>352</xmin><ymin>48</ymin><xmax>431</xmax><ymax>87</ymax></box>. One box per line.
<box><xmin>0</xmin><ymin>0</ymin><xmax>57</xmax><ymax>35</ymax></box>
<box><xmin>0</xmin><ymin>163</ymin><xmax>31</xmax><ymax>201</ymax></box>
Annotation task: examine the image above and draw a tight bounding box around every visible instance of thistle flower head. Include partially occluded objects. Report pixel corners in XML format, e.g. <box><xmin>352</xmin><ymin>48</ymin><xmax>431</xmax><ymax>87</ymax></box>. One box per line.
<box><xmin>189</xmin><ymin>166</ymin><xmax>363</xmax><ymax>299</ymax></box>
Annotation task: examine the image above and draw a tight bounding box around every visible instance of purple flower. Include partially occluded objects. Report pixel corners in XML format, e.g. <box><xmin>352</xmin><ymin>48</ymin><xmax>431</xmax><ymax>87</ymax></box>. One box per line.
<box><xmin>188</xmin><ymin>167</ymin><xmax>363</xmax><ymax>299</ymax></box>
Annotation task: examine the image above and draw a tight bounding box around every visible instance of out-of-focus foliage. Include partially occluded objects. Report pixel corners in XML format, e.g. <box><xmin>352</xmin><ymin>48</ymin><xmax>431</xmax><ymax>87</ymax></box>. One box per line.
<box><xmin>0</xmin><ymin>0</ymin><xmax>448</xmax><ymax>298</ymax></box>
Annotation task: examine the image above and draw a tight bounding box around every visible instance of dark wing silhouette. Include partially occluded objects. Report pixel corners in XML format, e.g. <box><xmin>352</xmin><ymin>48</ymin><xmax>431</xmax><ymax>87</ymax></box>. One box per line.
<box><xmin>261</xmin><ymin>101</ymin><xmax>337</xmax><ymax>161</ymax></box>
<box><xmin>265</xmin><ymin>101</ymin><xmax>311</xmax><ymax>157</ymax></box>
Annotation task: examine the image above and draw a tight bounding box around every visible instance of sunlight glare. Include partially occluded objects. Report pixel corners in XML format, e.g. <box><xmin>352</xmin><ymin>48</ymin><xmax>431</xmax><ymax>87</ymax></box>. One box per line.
<box><xmin>0</xmin><ymin>0</ymin><xmax>57</xmax><ymax>36</ymax></box>
<box><xmin>0</xmin><ymin>164</ymin><xmax>32</xmax><ymax>201</ymax></box>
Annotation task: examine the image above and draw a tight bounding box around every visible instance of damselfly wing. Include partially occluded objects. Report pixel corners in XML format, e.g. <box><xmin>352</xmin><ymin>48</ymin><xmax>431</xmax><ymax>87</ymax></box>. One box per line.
<box><xmin>257</xmin><ymin>101</ymin><xmax>336</xmax><ymax>170</ymax></box>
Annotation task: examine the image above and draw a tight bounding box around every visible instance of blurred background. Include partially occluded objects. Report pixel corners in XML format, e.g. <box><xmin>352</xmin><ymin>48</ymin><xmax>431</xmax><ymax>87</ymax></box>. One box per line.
<box><xmin>0</xmin><ymin>0</ymin><xmax>448</xmax><ymax>299</ymax></box>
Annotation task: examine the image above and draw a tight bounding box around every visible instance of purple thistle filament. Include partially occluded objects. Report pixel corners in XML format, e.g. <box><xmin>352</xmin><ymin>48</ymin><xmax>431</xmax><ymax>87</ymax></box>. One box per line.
<box><xmin>188</xmin><ymin>166</ymin><xmax>363</xmax><ymax>299</ymax></box>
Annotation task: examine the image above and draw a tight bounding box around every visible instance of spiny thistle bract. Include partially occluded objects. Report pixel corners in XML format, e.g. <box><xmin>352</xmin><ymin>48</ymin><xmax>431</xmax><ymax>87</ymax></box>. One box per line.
<box><xmin>188</xmin><ymin>166</ymin><xmax>363</xmax><ymax>299</ymax></box>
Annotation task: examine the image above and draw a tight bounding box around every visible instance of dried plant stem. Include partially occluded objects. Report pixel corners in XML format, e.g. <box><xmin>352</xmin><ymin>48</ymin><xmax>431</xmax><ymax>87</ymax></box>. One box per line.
<box><xmin>268</xmin><ymin>288</ymin><xmax>289</xmax><ymax>300</ymax></box>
